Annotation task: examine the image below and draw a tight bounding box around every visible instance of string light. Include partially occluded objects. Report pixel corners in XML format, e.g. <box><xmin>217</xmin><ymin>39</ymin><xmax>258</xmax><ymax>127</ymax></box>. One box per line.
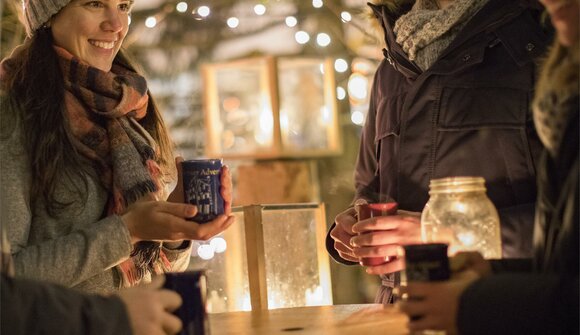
<box><xmin>334</xmin><ymin>58</ymin><xmax>348</xmax><ymax>72</ymax></box>
<box><xmin>197</xmin><ymin>5</ymin><xmax>210</xmax><ymax>17</ymax></box>
<box><xmin>227</xmin><ymin>17</ymin><xmax>240</xmax><ymax>28</ymax></box>
<box><xmin>197</xmin><ymin>244</ymin><xmax>215</xmax><ymax>260</ymax></box>
<box><xmin>254</xmin><ymin>4</ymin><xmax>266</xmax><ymax>15</ymax></box>
<box><xmin>337</xmin><ymin>87</ymin><xmax>347</xmax><ymax>100</ymax></box>
<box><xmin>316</xmin><ymin>33</ymin><xmax>331</xmax><ymax>47</ymax></box>
<box><xmin>285</xmin><ymin>16</ymin><xmax>297</xmax><ymax>27</ymax></box>
<box><xmin>176</xmin><ymin>2</ymin><xmax>187</xmax><ymax>13</ymax></box>
<box><xmin>210</xmin><ymin>237</ymin><xmax>228</xmax><ymax>253</ymax></box>
<box><xmin>341</xmin><ymin>11</ymin><xmax>352</xmax><ymax>22</ymax></box>
<box><xmin>145</xmin><ymin>16</ymin><xmax>157</xmax><ymax>28</ymax></box>
<box><xmin>348</xmin><ymin>73</ymin><xmax>369</xmax><ymax>101</ymax></box>
<box><xmin>136</xmin><ymin>0</ymin><xmax>368</xmax><ymax>48</ymax></box>
<box><xmin>351</xmin><ymin>111</ymin><xmax>365</xmax><ymax>125</ymax></box>
<box><xmin>295</xmin><ymin>31</ymin><xmax>310</xmax><ymax>44</ymax></box>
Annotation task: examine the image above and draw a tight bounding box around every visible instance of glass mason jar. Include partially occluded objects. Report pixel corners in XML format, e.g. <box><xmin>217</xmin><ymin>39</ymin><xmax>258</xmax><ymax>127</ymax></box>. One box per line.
<box><xmin>421</xmin><ymin>177</ymin><xmax>502</xmax><ymax>258</ymax></box>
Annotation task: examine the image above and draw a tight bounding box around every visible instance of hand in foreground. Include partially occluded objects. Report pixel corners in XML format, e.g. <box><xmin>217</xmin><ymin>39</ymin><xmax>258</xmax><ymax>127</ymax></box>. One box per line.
<box><xmin>329</xmin><ymin>207</ymin><xmax>359</xmax><ymax>262</ymax></box>
<box><xmin>398</xmin><ymin>270</ymin><xmax>480</xmax><ymax>335</ymax></box>
<box><xmin>122</xmin><ymin>200</ymin><xmax>235</xmax><ymax>243</ymax></box>
<box><xmin>350</xmin><ymin>210</ymin><xmax>422</xmax><ymax>275</ymax></box>
<box><xmin>450</xmin><ymin>251</ymin><xmax>492</xmax><ymax>277</ymax></box>
<box><xmin>117</xmin><ymin>275</ymin><xmax>182</xmax><ymax>335</ymax></box>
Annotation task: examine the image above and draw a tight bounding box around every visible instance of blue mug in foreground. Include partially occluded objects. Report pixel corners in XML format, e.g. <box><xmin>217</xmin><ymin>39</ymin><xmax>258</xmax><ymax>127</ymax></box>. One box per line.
<box><xmin>163</xmin><ymin>271</ymin><xmax>209</xmax><ymax>335</ymax></box>
<box><xmin>181</xmin><ymin>159</ymin><xmax>225</xmax><ymax>223</ymax></box>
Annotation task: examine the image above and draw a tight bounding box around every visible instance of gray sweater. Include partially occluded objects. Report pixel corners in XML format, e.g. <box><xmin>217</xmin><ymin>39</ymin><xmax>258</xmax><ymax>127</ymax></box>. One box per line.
<box><xmin>0</xmin><ymin>94</ymin><xmax>191</xmax><ymax>294</ymax></box>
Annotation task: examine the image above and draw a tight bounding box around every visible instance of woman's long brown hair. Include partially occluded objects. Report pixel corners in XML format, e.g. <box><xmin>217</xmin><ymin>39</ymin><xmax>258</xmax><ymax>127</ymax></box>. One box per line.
<box><xmin>2</xmin><ymin>27</ymin><xmax>174</xmax><ymax>217</ymax></box>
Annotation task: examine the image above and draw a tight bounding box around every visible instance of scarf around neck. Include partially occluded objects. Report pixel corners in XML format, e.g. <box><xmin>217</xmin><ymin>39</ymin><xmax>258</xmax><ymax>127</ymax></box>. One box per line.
<box><xmin>54</xmin><ymin>46</ymin><xmax>170</xmax><ymax>287</ymax></box>
<box><xmin>533</xmin><ymin>42</ymin><xmax>580</xmax><ymax>158</ymax></box>
<box><xmin>394</xmin><ymin>0</ymin><xmax>488</xmax><ymax>70</ymax></box>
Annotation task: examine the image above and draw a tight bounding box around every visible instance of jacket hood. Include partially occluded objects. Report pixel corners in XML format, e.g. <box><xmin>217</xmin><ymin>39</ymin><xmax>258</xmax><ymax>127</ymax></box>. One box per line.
<box><xmin>367</xmin><ymin>1</ymin><xmax>414</xmax><ymax>31</ymax></box>
<box><xmin>368</xmin><ymin>0</ymin><xmax>412</xmax><ymax>7</ymax></box>
<box><xmin>368</xmin><ymin>0</ymin><xmax>545</xmax><ymax>23</ymax></box>
<box><xmin>367</xmin><ymin>0</ymin><xmax>413</xmax><ymax>17</ymax></box>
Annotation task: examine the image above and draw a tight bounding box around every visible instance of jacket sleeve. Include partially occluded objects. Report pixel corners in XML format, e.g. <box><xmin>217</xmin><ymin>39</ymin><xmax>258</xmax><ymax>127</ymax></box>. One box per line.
<box><xmin>160</xmin><ymin>179</ymin><xmax>193</xmax><ymax>272</ymax></box>
<box><xmin>457</xmin><ymin>273</ymin><xmax>579</xmax><ymax>335</ymax></box>
<box><xmin>1</xmin><ymin>275</ymin><xmax>133</xmax><ymax>335</ymax></box>
<box><xmin>354</xmin><ymin>60</ymin><xmax>385</xmax><ymax>203</ymax></box>
<box><xmin>325</xmin><ymin>61</ymin><xmax>391</xmax><ymax>266</ymax></box>
<box><xmin>163</xmin><ymin>241</ymin><xmax>193</xmax><ymax>271</ymax></box>
<box><xmin>0</xmin><ymin>98</ymin><xmax>133</xmax><ymax>287</ymax></box>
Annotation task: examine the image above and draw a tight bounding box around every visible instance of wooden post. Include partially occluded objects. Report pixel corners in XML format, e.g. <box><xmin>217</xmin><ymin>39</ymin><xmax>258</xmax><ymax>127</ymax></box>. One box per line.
<box><xmin>243</xmin><ymin>205</ymin><xmax>268</xmax><ymax>310</ymax></box>
<box><xmin>314</xmin><ymin>203</ymin><xmax>333</xmax><ymax>305</ymax></box>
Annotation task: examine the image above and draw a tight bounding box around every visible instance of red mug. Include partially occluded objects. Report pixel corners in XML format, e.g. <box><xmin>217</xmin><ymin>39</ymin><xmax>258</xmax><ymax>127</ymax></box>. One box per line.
<box><xmin>356</xmin><ymin>202</ymin><xmax>398</xmax><ymax>266</ymax></box>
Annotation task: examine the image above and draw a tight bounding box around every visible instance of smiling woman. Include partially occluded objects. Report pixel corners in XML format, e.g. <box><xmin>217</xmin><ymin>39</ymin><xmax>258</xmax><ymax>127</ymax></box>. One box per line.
<box><xmin>0</xmin><ymin>0</ymin><xmax>235</xmax><ymax>296</ymax></box>
<box><xmin>50</xmin><ymin>0</ymin><xmax>133</xmax><ymax>72</ymax></box>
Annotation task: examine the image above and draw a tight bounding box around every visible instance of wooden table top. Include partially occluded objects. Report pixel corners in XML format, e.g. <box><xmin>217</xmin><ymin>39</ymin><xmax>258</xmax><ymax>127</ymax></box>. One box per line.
<box><xmin>208</xmin><ymin>304</ymin><xmax>409</xmax><ymax>335</ymax></box>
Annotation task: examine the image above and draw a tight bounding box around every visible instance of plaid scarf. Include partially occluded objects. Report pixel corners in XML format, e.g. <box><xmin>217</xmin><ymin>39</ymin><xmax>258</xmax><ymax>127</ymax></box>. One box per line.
<box><xmin>55</xmin><ymin>46</ymin><xmax>170</xmax><ymax>288</ymax></box>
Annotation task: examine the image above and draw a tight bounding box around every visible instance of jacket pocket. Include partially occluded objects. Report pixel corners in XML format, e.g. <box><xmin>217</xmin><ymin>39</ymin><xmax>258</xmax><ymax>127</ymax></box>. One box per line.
<box><xmin>495</xmin><ymin>9</ymin><xmax>552</xmax><ymax>67</ymax></box>
<box><xmin>438</xmin><ymin>86</ymin><xmax>528</xmax><ymax>129</ymax></box>
<box><xmin>432</xmin><ymin>84</ymin><xmax>538</xmax><ymax>209</ymax></box>
<box><xmin>372</xmin><ymin>94</ymin><xmax>404</xmax><ymax>201</ymax></box>
<box><xmin>374</xmin><ymin>94</ymin><xmax>403</xmax><ymax>142</ymax></box>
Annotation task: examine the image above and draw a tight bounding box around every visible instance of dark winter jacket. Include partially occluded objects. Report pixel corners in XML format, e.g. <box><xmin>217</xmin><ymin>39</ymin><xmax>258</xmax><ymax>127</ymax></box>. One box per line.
<box><xmin>1</xmin><ymin>275</ymin><xmax>133</xmax><ymax>335</ymax></box>
<box><xmin>457</xmin><ymin>95</ymin><xmax>578</xmax><ymax>335</ymax></box>
<box><xmin>326</xmin><ymin>0</ymin><xmax>553</xmax><ymax>304</ymax></box>
<box><xmin>1</xmin><ymin>227</ymin><xmax>132</xmax><ymax>335</ymax></box>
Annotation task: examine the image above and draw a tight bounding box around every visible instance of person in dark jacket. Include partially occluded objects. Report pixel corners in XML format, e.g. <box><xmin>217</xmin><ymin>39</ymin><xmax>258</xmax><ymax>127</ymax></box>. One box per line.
<box><xmin>326</xmin><ymin>0</ymin><xmax>553</xmax><ymax>304</ymax></box>
<box><xmin>1</xmin><ymin>228</ymin><xmax>183</xmax><ymax>335</ymax></box>
<box><xmin>398</xmin><ymin>0</ymin><xmax>579</xmax><ymax>333</ymax></box>
<box><xmin>1</xmin><ymin>275</ymin><xmax>183</xmax><ymax>335</ymax></box>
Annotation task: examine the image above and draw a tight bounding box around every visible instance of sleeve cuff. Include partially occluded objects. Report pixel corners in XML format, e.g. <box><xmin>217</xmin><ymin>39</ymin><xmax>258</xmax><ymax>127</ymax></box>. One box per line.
<box><xmin>163</xmin><ymin>240</ymin><xmax>191</xmax><ymax>251</ymax></box>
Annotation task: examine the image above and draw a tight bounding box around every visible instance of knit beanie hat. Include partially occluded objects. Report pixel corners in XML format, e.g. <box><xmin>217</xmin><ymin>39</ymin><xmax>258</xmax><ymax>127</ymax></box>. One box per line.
<box><xmin>22</xmin><ymin>0</ymin><xmax>72</xmax><ymax>36</ymax></box>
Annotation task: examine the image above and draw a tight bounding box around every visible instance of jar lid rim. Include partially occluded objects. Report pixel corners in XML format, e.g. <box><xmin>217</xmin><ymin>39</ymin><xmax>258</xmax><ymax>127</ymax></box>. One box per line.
<box><xmin>429</xmin><ymin>176</ymin><xmax>485</xmax><ymax>186</ymax></box>
<box><xmin>429</xmin><ymin>177</ymin><xmax>487</xmax><ymax>193</ymax></box>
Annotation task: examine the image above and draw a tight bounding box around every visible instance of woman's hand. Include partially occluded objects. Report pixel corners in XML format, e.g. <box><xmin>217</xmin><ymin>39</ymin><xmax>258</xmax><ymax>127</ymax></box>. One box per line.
<box><xmin>220</xmin><ymin>165</ymin><xmax>233</xmax><ymax>216</ymax></box>
<box><xmin>121</xmin><ymin>200</ymin><xmax>235</xmax><ymax>244</ymax></box>
<box><xmin>350</xmin><ymin>211</ymin><xmax>422</xmax><ymax>275</ymax></box>
<box><xmin>329</xmin><ymin>207</ymin><xmax>359</xmax><ymax>263</ymax></box>
<box><xmin>398</xmin><ymin>270</ymin><xmax>480</xmax><ymax>334</ymax></box>
<box><xmin>131</xmin><ymin>158</ymin><xmax>235</xmax><ymax>244</ymax></box>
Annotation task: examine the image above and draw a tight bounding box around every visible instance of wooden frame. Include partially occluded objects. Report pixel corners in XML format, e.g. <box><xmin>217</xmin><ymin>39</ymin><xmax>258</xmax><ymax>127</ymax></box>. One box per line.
<box><xmin>276</xmin><ymin>57</ymin><xmax>341</xmax><ymax>157</ymax></box>
<box><xmin>202</xmin><ymin>203</ymin><xmax>333</xmax><ymax>312</ymax></box>
<box><xmin>202</xmin><ymin>57</ymin><xmax>279</xmax><ymax>159</ymax></box>
<box><xmin>202</xmin><ymin>56</ymin><xmax>341</xmax><ymax>159</ymax></box>
<box><xmin>242</xmin><ymin>203</ymin><xmax>333</xmax><ymax>310</ymax></box>
<box><xmin>243</xmin><ymin>205</ymin><xmax>269</xmax><ymax>311</ymax></box>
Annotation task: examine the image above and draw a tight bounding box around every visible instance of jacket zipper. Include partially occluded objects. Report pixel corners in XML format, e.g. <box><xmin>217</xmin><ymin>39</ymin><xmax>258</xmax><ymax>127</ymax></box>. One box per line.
<box><xmin>423</xmin><ymin>6</ymin><xmax>526</xmax><ymax>181</ymax></box>
<box><xmin>381</xmin><ymin>1</ymin><xmax>527</xmax><ymax>203</ymax></box>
